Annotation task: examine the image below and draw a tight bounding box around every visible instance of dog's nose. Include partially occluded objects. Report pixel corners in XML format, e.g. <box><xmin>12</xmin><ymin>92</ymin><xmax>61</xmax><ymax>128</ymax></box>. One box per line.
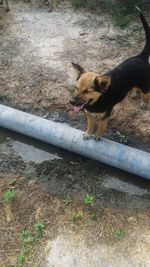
<box><xmin>70</xmin><ymin>99</ymin><xmax>76</xmax><ymax>105</ymax></box>
<box><xmin>70</xmin><ymin>95</ymin><xmax>77</xmax><ymax>105</ymax></box>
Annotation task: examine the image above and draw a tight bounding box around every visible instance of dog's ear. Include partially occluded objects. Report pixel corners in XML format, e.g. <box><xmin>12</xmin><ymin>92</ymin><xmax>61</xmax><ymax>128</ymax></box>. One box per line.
<box><xmin>95</xmin><ymin>76</ymin><xmax>111</xmax><ymax>93</ymax></box>
<box><xmin>72</xmin><ymin>62</ymin><xmax>85</xmax><ymax>79</ymax></box>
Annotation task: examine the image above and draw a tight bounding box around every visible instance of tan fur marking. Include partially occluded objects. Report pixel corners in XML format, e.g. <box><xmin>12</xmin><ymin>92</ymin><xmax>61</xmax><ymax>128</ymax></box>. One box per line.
<box><xmin>142</xmin><ymin>91</ymin><xmax>150</xmax><ymax>108</ymax></box>
<box><xmin>84</xmin><ymin>111</ymin><xmax>108</xmax><ymax>140</ymax></box>
<box><xmin>131</xmin><ymin>87</ymin><xmax>142</xmax><ymax>99</ymax></box>
<box><xmin>75</xmin><ymin>72</ymin><xmax>101</xmax><ymax>105</ymax></box>
<box><xmin>83</xmin><ymin>110</ymin><xmax>96</xmax><ymax>139</ymax></box>
<box><xmin>143</xmin><ymin>91</ymin><xmax>150</xmax><ymax>102</ymax></box>
<box><xmin>94</xmin><ymin>118</ymin><xmax>108</xmax><ymax>140</ymax></box>
<box><xmin>96</xmin><ymin>76</ymin><xmax>111</xmax><ymax>92</ymax></box>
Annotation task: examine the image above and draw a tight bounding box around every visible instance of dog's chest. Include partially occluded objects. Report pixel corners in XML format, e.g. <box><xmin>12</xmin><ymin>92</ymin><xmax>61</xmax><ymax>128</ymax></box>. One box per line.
<box><xmin>86</xmin><ymin>111</ymin><xmax>105</xmax><ymax>119</ymax></box>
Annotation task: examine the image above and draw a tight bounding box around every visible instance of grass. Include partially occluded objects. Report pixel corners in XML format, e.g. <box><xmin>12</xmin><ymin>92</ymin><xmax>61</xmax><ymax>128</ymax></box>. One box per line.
<box><xmin>3</xmin><ymin>189</ymin><xmax>16</xmax><ymax>202</ymax></box>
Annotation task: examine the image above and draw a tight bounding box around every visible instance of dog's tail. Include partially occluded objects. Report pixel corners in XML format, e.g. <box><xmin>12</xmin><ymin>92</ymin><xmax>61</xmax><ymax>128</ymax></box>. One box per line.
<box><xmin>136</xmin><ymin>6</ymin><xmax>150</xmax><ymax>61</ymax></box>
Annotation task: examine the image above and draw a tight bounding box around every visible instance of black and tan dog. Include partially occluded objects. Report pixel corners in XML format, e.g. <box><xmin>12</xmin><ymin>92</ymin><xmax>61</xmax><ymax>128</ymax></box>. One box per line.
<box><xmin>70</xmin><ymin>8</ymin><xmax>150</xmax><ymax>140</ymax></box>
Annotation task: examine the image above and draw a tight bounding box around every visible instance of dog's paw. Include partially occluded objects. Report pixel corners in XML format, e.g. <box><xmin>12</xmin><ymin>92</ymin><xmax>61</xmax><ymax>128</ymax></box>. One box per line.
<box><xmin>94</xmin><ymin>133</ymin><xmax>102</xmax><ymax>141</ymax></box>
<box><xmin>83</xmin><ymin>131</ymin><xmax>92</xmax><ymax>140</ymax></box>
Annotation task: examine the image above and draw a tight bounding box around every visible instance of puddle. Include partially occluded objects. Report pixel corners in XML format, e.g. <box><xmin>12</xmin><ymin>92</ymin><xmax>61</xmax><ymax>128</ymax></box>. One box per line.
<box><xmin>11</xmin><ymin>140</ymin><xmax>62</xmax><ymax>163</ymax></box>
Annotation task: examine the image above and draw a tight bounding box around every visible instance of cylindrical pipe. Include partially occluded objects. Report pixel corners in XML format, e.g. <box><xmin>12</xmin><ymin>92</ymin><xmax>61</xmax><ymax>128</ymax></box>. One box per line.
<box><xmin>0</xmin><ymin>104</ymin><xmax>149</xmax><ymax>179</ymax></box>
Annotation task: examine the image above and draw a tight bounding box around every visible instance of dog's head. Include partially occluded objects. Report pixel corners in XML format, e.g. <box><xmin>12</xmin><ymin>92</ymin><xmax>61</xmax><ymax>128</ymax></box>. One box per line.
<box><xmin>70</xmin><ymin>62</ymin><xmax>111</xmax><ymax>112</ymax></box>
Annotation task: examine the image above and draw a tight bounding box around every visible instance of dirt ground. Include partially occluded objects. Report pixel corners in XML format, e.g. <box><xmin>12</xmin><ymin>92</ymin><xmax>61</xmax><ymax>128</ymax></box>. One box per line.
<box><xmin>0</xmin><ymin>1</ymin><xmax>150</xmax><ymax>267</ymax></box>
<box><xmin>0</xmin><ymin>128</ymin><xmax>150</xmax><ymax>267</ymax></box>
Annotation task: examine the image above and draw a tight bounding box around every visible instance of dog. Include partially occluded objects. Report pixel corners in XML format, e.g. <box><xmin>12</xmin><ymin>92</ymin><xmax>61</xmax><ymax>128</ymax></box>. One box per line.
<box><xmin>70</xmin><ymin>8</ymin><xmax>150</xmax><ymax>141</ymax></box>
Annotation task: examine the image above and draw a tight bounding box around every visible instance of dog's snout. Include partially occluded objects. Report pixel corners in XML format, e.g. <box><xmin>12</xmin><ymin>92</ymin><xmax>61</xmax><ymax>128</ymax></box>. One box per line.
<box><xmin>70</xmin><ymin>99</ymin><xmax>75</xmax><ymax>105</ymax></box>
<box><xmin>70</xmin><ymin>95</ymin><xmax>78</xmax><ymax>105</ymax></box>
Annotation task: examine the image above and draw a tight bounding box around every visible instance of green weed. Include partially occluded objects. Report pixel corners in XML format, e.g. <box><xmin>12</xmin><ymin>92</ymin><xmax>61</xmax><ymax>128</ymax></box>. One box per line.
<box><xmin>3</xmin><ymin>189</ymin><xmax>16</xmax><ymax>202</ymax></box>
<box><xmin>84</xmin><ymin>194</ymin><xmax>94</xmax><ymax>205</ymax></box>
<box><xmin>9</xmin><ymin>178</ymin><xmax>17</xmax><ymax>186</ymax></box>
<box><xmin>19</xmin><ymin>223</ymin><xmax>45</xmax><ymax>265</ymax></box>
<box><xmin>63</xmin><ymin>195</ymin><xmax>72</xmax><ymax>206</ymax></box>
<box><xmin>72</xmin><ymin>211</ymin><xmax>83</xmax><ymax>222</ymax></box>
<box><xmin>91</xmin><ymin>212</ymin><xmax>97</xmax><ymax>221</ymax></box>
<box><xmin>116</xmin><ymin>131</ymin><xmax>127</xmax><ymax>143</ymax></box>
<box><xmin>115</xmin><ymin>229</ymin><xmax>125</xmax><ymax>239</ymax></box>
<box><xmin>18</xmin><ymin>254</ymin><xmax>26</xmax><ymax>265</ymax></box>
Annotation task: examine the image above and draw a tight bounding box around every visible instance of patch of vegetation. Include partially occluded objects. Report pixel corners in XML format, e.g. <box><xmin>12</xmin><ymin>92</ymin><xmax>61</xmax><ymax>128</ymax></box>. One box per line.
<box><xmin>18</xmin><ymin>254</ymin><xmax>26</xmax><ymax>265</ymax></box>
<box><xmin>9</xmin><ymin>178</ymin><xmax>17</xmax><ymax>186</ymax></box>
<box><xmin>70</xmin><ymin>0</ymin><xmax>141</xmax><ymax>28</ymax></box>
<box><xmin>110</xmin><ymin>1</ymin><xmax>141</xmax><ymax>29</ymax></box>
<box><xmin>72</xmin><ymin>211</ymin><xmax>83</xmax><ymax>222</ymax></box>
<box><xmin>91</xmin><ymin>212</ymin><xmax>97</xmax><ymax>221</ymax></box>
<box><xmin>84</xmin><ymin>194</ymin><xmax>94</xmax><ymax>205</ymax></box>
<box><xmin>18</xmin><ymin>222</ymin><xmax>45</xmax><ymax>265</ymax></box>
<box><xmin>115</xmin><ymin>229</ymin><xmax>125</xmax><ymax>239</ymax></box>
<box><xmin>3</xmin><ymin>189</ymin><xmax>16</xmax><ymax>202</ymax></box>
<box><xmin>63</xmin><ymin>195</ymin><xmax>72</xmax><ymax>206</ymax></box>
<box><xmin>116</xmin><ymin>131</ymin><xmax>127</xmax><ymax>143</ymax></box>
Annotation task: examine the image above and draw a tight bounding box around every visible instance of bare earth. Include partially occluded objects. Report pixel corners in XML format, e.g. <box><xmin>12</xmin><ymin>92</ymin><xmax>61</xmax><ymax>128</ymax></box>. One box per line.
<box><xmin>0</xmin><ymin>1</ymin><xmax>150</xmax><ymax>267</ymax></box>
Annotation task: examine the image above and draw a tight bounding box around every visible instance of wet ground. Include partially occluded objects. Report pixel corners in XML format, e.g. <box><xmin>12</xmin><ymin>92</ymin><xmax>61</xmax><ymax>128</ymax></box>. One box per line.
<box><xmin>0</xmin><ymin>1</ymin><xmax>150</xmax><ymax>266</ymax></box>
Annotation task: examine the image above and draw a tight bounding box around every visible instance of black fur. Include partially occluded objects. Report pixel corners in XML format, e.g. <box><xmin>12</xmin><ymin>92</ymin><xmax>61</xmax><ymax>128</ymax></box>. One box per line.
<box><xmin>85</xmin><ymin>10</ymin><xmax>150</xmax><ymax>119</ymax></box>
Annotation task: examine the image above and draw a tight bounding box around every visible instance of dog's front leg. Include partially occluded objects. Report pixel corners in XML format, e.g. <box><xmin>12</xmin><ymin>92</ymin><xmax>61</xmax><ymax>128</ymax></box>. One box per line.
<box><xmin>94</xmin><ymin>118</ymin><xmax>108</xmax><ymax>141</ymax></box>
<box><xmin>83</xmin><ymin>110</ymin><xmax>95</xmax><ymax>140</ymax></box>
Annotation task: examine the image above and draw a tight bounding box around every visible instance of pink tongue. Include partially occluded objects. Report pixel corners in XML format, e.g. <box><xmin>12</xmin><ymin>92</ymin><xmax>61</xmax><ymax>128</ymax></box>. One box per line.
<box><xmin>74</xmin><ymin>103</ymin><xmax>85</xmax><ymax>113</ymax></box>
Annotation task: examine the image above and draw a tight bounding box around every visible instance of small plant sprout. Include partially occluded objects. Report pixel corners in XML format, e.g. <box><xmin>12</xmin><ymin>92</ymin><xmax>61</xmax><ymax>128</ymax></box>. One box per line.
<box><xmin>34</xmin><ymin>223</ymin><xmax>45</xmax><ymax>240</ymax></box>
<box><xmin>63</xmin><ymin>195</ymin><xmax>72</xmax><ymax>206</ymax></box>
<box><xmin>84</xmin><ymin>194</ymin><xmax>94</xmax><ymax>205</ymax></box>
<box><xmin>3</xmin><ymin>189</ymin><xmax>16</xmax><ymax>202</ymax></box>
<box><xmin>9</xmin><ymin>178</ymin><xmax>17</xmax><ymax>186</ymax></box>
<box><xmin>34</xmin><ymin>222</ymin><xmax>44</xmax><ymax>232</ymax></box>
<box><xmin>116</xmin><ymin>131</ymin><xmax>127</xmax><ymax>143</ymax></box>
<box><xmin>91</xmin><ymin>212</ymin><xmax>97</xmax><ymax>221</ymax></box>
<box><xmin>72</xmin><ymin>211</ymin><xmax>83</xmax><ymax>222</ymax></box>
<box><xmin>115</xmin><ymin>229</ymin><xmax>125</xmax><ymax>240</ymax></box>
<box><xmin>20</xmin><ymin>230</ymin><xmax>30</xmax><ymax>239</ymax></box>
<box><xmin>18</xmin><ymin>254</ymin><xmax>26</xmax><ymax>264</ymax></box>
